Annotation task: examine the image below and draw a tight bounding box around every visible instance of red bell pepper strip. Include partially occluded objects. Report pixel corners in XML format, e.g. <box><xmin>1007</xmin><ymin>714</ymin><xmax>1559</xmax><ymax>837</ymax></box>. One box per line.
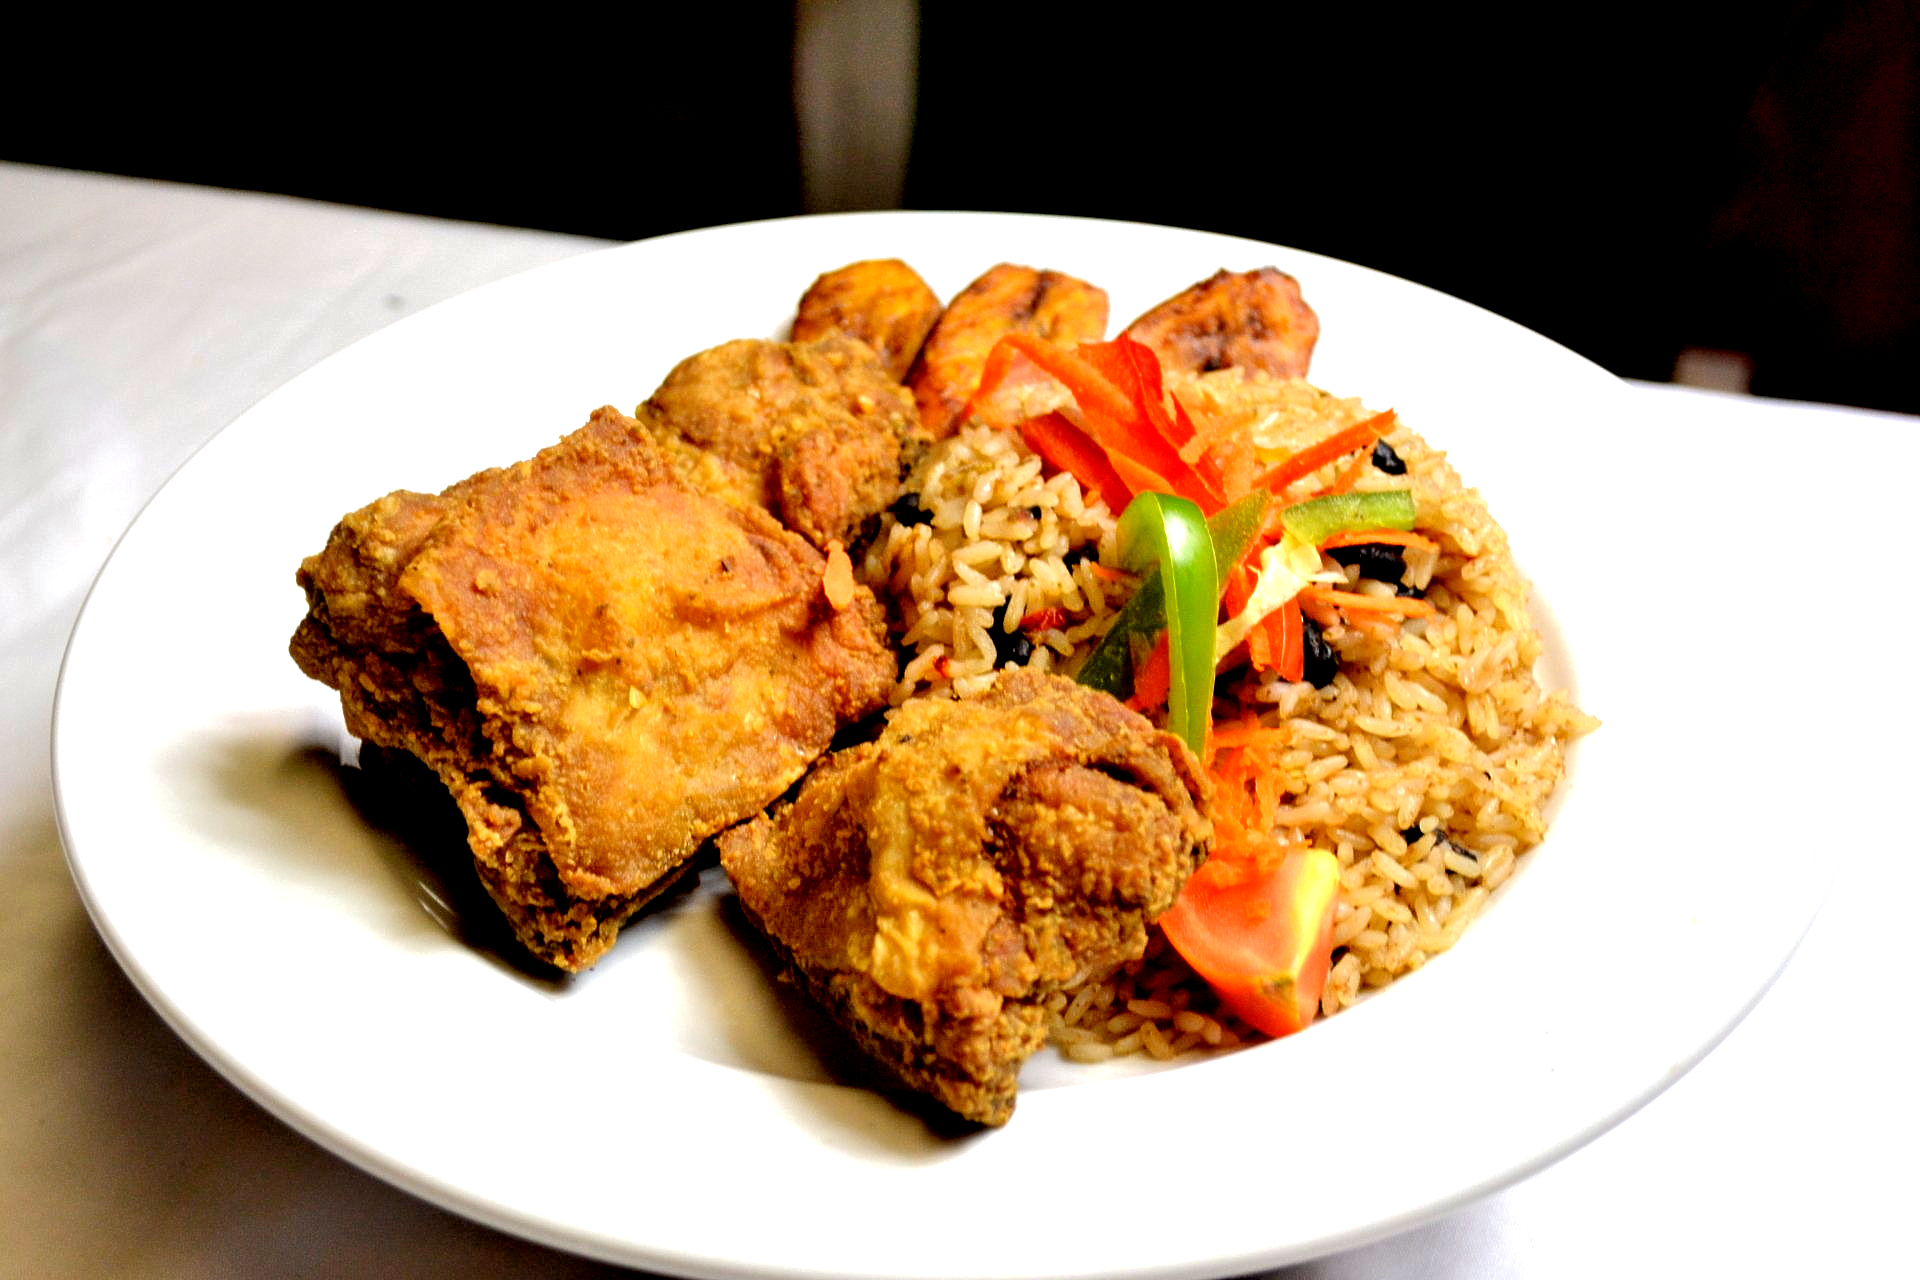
<box><xmin>1107</xmin><ymin>450</ymin><xmax>1183</xmax><ymax>505</ymax></box>
<box><xmin>970</xmin><ymin>333</ymin><xmax>1135</xmax><ymax>433</ymax></box>
<box><xmin>1241</xmin><ymin>594</ymin><xmax>1304</xmax><ymax>682</ymax></box>
<box><xmin>1078</xmin><ymin>335</ymin><xmax>1183</xmax><ymax>438</ymax></box>
<box><xmin>1020</xmin><ymin>605</ymin><xmax>1070</xmax><ymax>632</ymax></box>
<box><xmin>1221</xmin><ymin>561</ymin><xmax>1257</xmax><ymax>617</ymax></box>
<box><xmin>1019</xmin><ymin>411</ymin><xmax>1134</xmax><ymax>513</ymax></box>
<box><xmin>1078</xmin><ymin>335</ymin><xmax>1230</xmax><ymax>500</ymax></box>
<box><xmin>1124</xmin><ymin>632</ymin><xmax>1172</xmax><ymax>713</ymax></box>
<box><xmin>971</xmin><ymin>333</ymin><xmax>1225</xmax><ymax>512</ymax></box>
<box><xmin>1264</xmin><ymin>597</ymin><xmax>1306</xmax><ymax>682</ymax></box>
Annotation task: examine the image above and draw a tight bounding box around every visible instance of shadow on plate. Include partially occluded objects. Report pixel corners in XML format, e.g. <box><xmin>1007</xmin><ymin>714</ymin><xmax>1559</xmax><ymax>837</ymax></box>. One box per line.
<box><xmin>201</xmin><ymin>721</ymin><xmax>1141</xmax><ymax>1146</ymax></box>
<box><xmin>699</xmin><ymin>886</ymin><xmax>995</xmax><ymax>1143</ymax></box>
<box><xmin>197</xmin><ymin>723</ymin><xmax>699</xmax><ymax>994</ymax></box>
<box><xmin>331</xmin><ymin>743</ymin><xmax>716</xmax><ymax>991</ymax></box>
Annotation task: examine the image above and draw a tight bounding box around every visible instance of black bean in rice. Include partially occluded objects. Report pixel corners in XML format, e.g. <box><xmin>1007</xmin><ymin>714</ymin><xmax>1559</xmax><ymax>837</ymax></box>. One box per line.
<box><xmin>860</xmin><ymin>424</ymin><xmax>1124</xmax><ymax>703</ymax></box>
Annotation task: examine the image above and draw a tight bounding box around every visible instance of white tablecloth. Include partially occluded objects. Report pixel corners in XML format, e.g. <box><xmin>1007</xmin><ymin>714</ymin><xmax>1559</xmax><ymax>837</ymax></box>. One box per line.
<box><xmin>3</xmin><ymin>160</ymin><xmax>1911</xmax><ymax>1279</ymax></box>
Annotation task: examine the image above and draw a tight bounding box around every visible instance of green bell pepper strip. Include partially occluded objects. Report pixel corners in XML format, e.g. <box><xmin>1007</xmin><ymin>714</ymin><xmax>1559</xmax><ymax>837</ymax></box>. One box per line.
<box><xmin>1076</xmin><ymin>491</ymin><xmax>1269</xmax><ymax>753</ymax></box>
<box><xmin>1206</xmin><ymin>490</ymin><xmax>1274</xmax><ymax>572</ymax></box>
<box><xmin>1278</xmin><ymin>489</ymin><xmax>1417</xmax><ymax>546</ymax></box>
<box><xmin>1117</xmin><ymin>492</ymin><xmax>1214</xmax><ymax>754</ymax></box>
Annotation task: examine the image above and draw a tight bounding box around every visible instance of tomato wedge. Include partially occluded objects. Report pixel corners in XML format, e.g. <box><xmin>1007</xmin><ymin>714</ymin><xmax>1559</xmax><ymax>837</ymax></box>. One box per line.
<box><xmin>1158</xmin><ymin>845</ymin><xmax>1340</xmax><ymax>1037</ymax></box>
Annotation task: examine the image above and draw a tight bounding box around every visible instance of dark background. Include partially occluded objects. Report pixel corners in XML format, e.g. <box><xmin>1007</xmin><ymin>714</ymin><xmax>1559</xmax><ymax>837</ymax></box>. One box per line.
<box><xmin>9</xmin><ymin>2</ymin><xmax>1915</xmax><ymax>412</ymax></box>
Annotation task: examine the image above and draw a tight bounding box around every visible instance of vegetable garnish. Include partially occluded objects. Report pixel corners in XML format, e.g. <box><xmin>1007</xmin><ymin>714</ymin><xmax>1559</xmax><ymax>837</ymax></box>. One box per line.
<box><xmin>1318</xmin><ymin>528</ymin><xmax>1440</xmax><ymax>554</ymax></box>
<box><xmin>822</xmin><ymin>540</ymin><xmax>857</xmax><ymax>610</ymax></box>
<box><xmin>1020</xmin><ymin>411</ymin><xmax>1134</xmax><ymax>514</ymax></box>
<box><xmin>970</xmin><ymin>333</ymin><xmax>1225</xmax><ymax>512</ymax></box>
<box><xmin>1156</xmin><ymin>842</ymin><xmax>1341</xmax><ymax>1038</ymax></box>
<box><xmin>1244</xmin><ymin>596</ymin><xmax>1305</xmax><ymax>682</ymax></box>
<box><xmin>1212</xmin><ymin>531</ymin><xmax>1324</xmax><ymax>662</ymax></box>
<box><xmin>1078</xmin><ymin>491</ymin><xmax>1269</xmax><ymax>718</ymax></box>
<box><xmin>1076</xmin><ymin>336</ymin><xmax>1230</xmax><ymax>499</ymax></box>
<box><xmin>1299</xmin><ymin>585</ymin><xmax>1437</xmax><ymax>622</ymax></box>
<box><xmin>1124</xmin><ymin>633</ymin><xmax>1171</xmax><ymax>714</ymax></box>
<box><xmin>1019</xmin><ymin>605</ymin><xmax>1070</xmax><ymax>632</ymax></box>
<box><xmin>1206</xmin><ymin>489</ymin><xmax>1273</xmax><ymax>570</ymax></box>
<box><xmin>1278</xmin><ymin>489</ymin><xmax>1417</xmax><ymax>546</ymax></box>
<box><xmin>1314</xmin><ymin>450</ymin><xmax>1375</xmax><ymax>497</ymax></box>
<box><xmin>1113</xmin><ymin>492</ymin><xmax>1217</xmax><ymax>755</ymax></box>
<box><xmin>1211</xmin><ymin>488</ymin><xmax>1421</xmax><ymax>662</ymax></box>
<box><xmin>970</xmin><ymin>333</ymin><xmax>1453</xmax><ymax>1047</ymax></box>
<box><xmin>1252</xmin><ymin>409</ymin><xmax>1396</xmax><ymax>496</ymax></box>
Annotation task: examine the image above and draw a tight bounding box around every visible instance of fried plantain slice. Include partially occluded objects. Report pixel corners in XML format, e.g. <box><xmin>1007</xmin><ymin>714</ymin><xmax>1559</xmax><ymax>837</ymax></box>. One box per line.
<box><xmin>791</xmin><ymin>258</ymin><xmax>944</xmax><ymax>382</ymax></box>
<box><xmin>1122</xmin><ymin>267</ymin><xmax>1320</xmax><ymax>378</ymax></box>
<box><xmin>906</xmin><ymin>263</ymin><xmax>1109</xmax><ymax>437</ymax></box>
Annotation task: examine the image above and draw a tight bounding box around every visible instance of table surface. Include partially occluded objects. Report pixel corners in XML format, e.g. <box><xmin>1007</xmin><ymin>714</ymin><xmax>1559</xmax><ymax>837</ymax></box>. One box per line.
<box><xmin>3</xmin><ymin>160</ymin><xmax>1912</xmax><ymax>1280</ymax></box>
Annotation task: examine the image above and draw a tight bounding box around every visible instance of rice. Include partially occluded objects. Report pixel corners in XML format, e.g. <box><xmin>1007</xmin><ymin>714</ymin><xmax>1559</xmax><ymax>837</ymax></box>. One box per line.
<box><xmin>861</xmin><ymin>424</ymin><xmax>1120</xmax><ymax>702</ymax></box>
<box><xmin>858</xmin><ymin>370</ymin><xmax>1598</xmax><ymax>1059</ymax></box>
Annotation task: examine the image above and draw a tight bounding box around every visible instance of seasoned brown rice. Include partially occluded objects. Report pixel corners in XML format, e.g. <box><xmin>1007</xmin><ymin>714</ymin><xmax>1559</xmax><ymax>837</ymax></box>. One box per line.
<box><xmin>861</xmin><ymin>424</ymin><xmax>1120</xmax><ymax>703</ymax></box>
<box><xmin>858</xmin><ymin>370</ymin><xmax>1598</xmax><ymax>1059</ymax></box>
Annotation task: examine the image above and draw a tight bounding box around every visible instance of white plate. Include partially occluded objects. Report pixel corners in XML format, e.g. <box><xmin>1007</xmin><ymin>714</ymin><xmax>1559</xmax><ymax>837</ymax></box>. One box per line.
<box><xmin>53</xmin><ymin>213</ymin><xmax>1821</xmax><ymax>1279</ymax></box>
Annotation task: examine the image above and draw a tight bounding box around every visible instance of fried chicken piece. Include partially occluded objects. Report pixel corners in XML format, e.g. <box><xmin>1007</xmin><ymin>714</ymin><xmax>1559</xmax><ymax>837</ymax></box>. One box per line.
<box><xmin>291</xmin><ymin>406</ymin><xmax>895</xmax><ymax>971</ymax></box>
<box><xmin>1123</xmin><ymin>267</ymin><xmax>1320</xmax><ymax>378</ymax></box>
<box><xmin>906</xmin><ymin>263</ymin><xmax>1110</xmax><ymax>438</ymax></box>
<box><xmin>638</xmin><ymin>335</ymin><xmax>922</xmax><ymax>551</ymax></box>
<box><xmin>790</xmin><ymin>259</ymin><xmax>943</xmax><ymax>381</ymax></box>
<box><xmin>719</xmin><ymin>670</ymin><xmax>1210</xmax><ymax>1126</ymax></box>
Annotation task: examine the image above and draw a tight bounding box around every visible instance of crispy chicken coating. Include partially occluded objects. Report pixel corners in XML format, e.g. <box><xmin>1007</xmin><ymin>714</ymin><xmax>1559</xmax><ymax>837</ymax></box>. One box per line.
<box><xmin>291</xmin><ymin>406</ymin><xmax>895</xmax><ymax>971</ymax></box>
<box><xmin>906</xmin><ymin>263</ymin><xmax>1109</xmax><ymax>438</ymax></box>
<box><xmin>1123</xmin><ymin>267</ymin><xmax>1320</xmax><ymax>378</ymax></box>
<box><xmin>790</xmin><ymin>258</ymin><xmax>943</xmax><ymax>382</ymax></box>
<box><xmin>639</xmin><ymin>334</ymin><xmax>923</xmax><ymax>550</ymax></box>
<box><xmin>719</xmin><ymin>670</ymin><xmax>1210</xmax><ymax>1125</ymax></box>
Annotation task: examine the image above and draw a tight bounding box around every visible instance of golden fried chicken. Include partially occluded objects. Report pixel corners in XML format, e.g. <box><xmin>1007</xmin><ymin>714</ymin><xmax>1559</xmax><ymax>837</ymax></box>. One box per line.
<box><xmin>906</xmin><ymin>263</ymin><xmax>1110</xmax><ymax>438</ymax></box>
<box><xmin>790</xmin><ymin>259</ymin><xmax>943</xmax><ymax>382</ymax></box>
<box><xmin>1123</xmin><ymin>267</ymin><xmax>1320</xmax><ymax>377</ymax></box>
<box><xmin>718</xmin><ymin>670</ymin><xmax>1210</xmax><ymax>1125</ymax></box>
<box><xmin>291</xmin><ymin>406</ymin><xmax>895</xmax><ymax>971</ymax></box>
<box><xmin>638</xmin><ymin>335</ymin><xmax>922</xmax><ymax>550</ymax></box>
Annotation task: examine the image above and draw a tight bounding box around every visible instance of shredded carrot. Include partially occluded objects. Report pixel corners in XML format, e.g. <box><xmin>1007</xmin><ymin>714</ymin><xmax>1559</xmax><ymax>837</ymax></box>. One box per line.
<box><xmin>1311</xmin><ymin>451</ymin><xmax>1374</xmax><ymax>498</ymax></box>
<box><xmin>1252</xmin><ymin>410</ymin><xmax>1396</xmax><ymax>495</ymax></box>
<box><xmin>1299</xmin><ymin>592</ymin><xmax>1344</xmax><ymax>629</ymax></box>
<box><xmin>1088</xmin><ymin>562</ymin><xmax>1137</xmax><ymax>583</ymax></box>
<box><xmin>1209</xmin><ymin>719</ymin><xmax>1292</xmax><ymax>751</ymax></box>
<box><xmin>1318</xmin><ymin>528</ymin><xmax>1441</xmax><ymax>554</ymax></box>
<box><xmin>822</xmin><ymin>540</ymin><xmax>857</xmax><ymax>610</ymax></box>
<box><xmin>1252</xmin><ymin>766</ymin><xmax>1284</xmax><ymax>833</ymax></box>
<box><xmin>1206</xmin><ymin>725</ymin><xmax>1314</xmax><ymax>871</ymax></box>
<box><xmin>1020</xmin><ymin>606</ymin><xmax>1069</xmax><ymax>632</ymax></box>
<box><xmin>1300</xmin><ymin>585</ymin><xmax>1436</xmax><ymax>620</ymax></box>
